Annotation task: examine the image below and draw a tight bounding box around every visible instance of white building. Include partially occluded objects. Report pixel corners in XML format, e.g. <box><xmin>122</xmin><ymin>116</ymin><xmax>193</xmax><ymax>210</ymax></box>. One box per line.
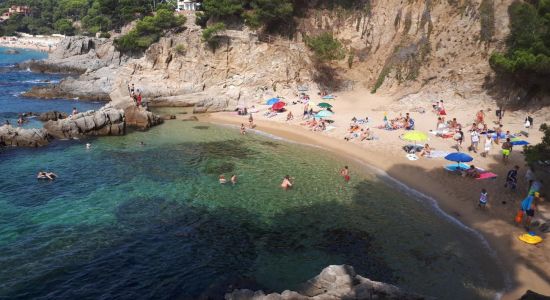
<box><xmin>177</xmin><ymin>0</ymin><xmax>199</xmax><ymax>11</ymax></box>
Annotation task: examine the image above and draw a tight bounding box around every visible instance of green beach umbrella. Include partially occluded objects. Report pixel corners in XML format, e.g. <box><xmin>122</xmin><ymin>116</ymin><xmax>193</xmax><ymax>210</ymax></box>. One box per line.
<box><xmin>402</xmin><ymin>131</ymin><xmax>429</xmax><ymax>143</ymax></box>
<box><xmin>318</xmin><ymin>102</ymin><xmax>332</xmax><ymax>108</ymax></box>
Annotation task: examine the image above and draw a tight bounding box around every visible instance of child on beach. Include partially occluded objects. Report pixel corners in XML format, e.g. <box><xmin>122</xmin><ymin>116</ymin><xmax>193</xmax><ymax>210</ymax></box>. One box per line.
<box><xmin>479</xmin><ymin>189</ymin><xmax>488</xmax><ymax>208</ymax></box>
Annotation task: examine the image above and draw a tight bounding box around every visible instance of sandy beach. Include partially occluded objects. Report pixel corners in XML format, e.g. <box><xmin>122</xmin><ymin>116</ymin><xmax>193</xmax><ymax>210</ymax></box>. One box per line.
<box><xmin>0</xmin><ymin>35</ymin><xmax>62</xmax><ymax>52</ymax></box>
<box><xmin>205</xmin><ymin>89</ymin><xmax>550</xmax><ymax>299</ymax></box>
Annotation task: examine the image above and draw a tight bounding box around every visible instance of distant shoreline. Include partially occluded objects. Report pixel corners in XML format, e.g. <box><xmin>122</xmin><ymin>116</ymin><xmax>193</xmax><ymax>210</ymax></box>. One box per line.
<box><xmin>0</xmin><ymin>35</ymin><xmax>63</xmax><ymax>52</ymax></box>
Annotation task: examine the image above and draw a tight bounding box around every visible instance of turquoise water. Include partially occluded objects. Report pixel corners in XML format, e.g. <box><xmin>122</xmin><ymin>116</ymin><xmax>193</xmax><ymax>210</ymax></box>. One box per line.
<box><xmin>0</xmin><ymin>49</ymin><xmax>506</xmax><ymax>299</ymax></box>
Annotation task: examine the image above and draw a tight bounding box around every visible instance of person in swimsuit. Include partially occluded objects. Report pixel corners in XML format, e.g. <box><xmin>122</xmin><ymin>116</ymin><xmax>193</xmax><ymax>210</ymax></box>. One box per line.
<box><xmin>37</xmin><ymin>171</ymin><xmax>57</xmax><ymax>180</ymax></box>
<box><xmin>340</xmin><ymin>166</ymin><xmax>350</xmax><ymax>182</ymax></box>
<box><xmin>248</xmin><ymin>113</ymin><xmax>254</xmax><ymax>128</ymax></box>
<box><xmin>476</xmin><ymin>110</ymin><xmax>485</xmax><ymax>125</ymax></box>
<box><xmin>219</xmin><ymin>175</ymin><xmax>227</xmax><ymax>184</ymax></box>
<box><xmin>501</xmin><ymin>138</ymin><xmax>513</xmax><ymax>164</ymax></box>
<box><xmin>231</xmin><ymin>174</ymin><xmax>238</xmax><ymax>185</ymax></box>
<box><xmin>240</xmin><ymin>124</ymin><xmax>247</xmax><ymax>135</ymax></box>
<box><xmin>420</xmin><ymin>144</ymin><xmax>432</xmax><ymax>157</ymax></box>
<box><xmin>479</xmin><ymin>188</ymin><xmax>488</xmax><ymax>208</ymax></box>
<box><xmin>281</xmin><ymin>175</ymin><xmax>293</xmax><ymax>190</ymax></box>
<box><xmin>505</xmin><ymin>165</ymin><xmax>519</xmax><ymax>191</ymax></box>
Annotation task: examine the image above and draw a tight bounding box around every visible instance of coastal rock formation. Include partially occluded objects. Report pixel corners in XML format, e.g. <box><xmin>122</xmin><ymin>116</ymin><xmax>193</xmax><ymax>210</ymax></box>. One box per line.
<box><xmin>225</xmin><ymin>265</ymin><xmax>427</xmax><ymax>300</ymax></box>
<box><xmin>38</xmin><ymin>111</ymin><xmax>68</xmax><ymax>121</ymax></box>
<box><xmin>0</xmin><ymin>125</ymin><xmax>51</xmax><ymax>147</ymax></box>
<box><xmin>124</xmin><ymin>106</ymin><xmax>163</xmax><ymax>129</ymax></box>
<box><xmin>43</xmin><ymin>105</ymin><xmax>125</xmax><ymax>139</ymax></box>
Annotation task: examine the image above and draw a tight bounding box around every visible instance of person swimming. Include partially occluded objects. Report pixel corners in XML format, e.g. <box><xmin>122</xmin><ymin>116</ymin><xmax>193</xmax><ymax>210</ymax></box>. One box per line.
<box><xmin>37</xmin><ymin>171</ymin><xmax>57</xmax><ymax>180</ymax></box>
<box><xmin>231</xmin><ymin>174</ymin><xmax>238</xmax><ymax>185</ymax></box>
<box><xmin>86</xmin><ymin>143</ymin><xmax>91</xmax><ymax>149</ymax></box>
<box><xmin>340</xmin><ymin>166</ymin><xmax>350</xmax><ymax>182</ymax></box>
<box><xmin>219</xmin><ymin>175</ymin><xmax>227</xmax><ymax>184</ymax></box>
<box><xmin>281</xmin><ymin>175</ymin><xmax>293</xmax><ymax>190</ymax></box>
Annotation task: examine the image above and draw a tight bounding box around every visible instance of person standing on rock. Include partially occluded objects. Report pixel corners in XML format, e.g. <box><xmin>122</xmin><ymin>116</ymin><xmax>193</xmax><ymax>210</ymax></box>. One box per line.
<box><xmin>137</xmin><ymin>93</ymin><xmax>142</xmax><ymax>107</ymax></box>
<box><xmin>72</xmin><ymin>107</ymin><xmax>78</xmax><ymax>116</ymax></box>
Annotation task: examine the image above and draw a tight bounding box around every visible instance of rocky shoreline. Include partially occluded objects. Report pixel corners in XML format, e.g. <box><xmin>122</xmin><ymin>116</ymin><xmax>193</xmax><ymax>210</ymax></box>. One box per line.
<box><xmin>225</xmin><ymin>265</ymin><xmax>428</xmax><ymax>300</ymax></box>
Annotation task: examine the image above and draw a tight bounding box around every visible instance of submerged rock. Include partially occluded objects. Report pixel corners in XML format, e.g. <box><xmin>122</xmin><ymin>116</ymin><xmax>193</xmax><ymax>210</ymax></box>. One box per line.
<box><xmin>44</xmin><ymin>105</ymin><xmax>125</xmax><ymax>139</ymax></box>
<box><xmin>38</xmin><ymin>111</ymin><xmax>68</xmax><ymax>122</ymax></box>
<box><xmin>225</xmin><ymin>265</ymin><xmax>428</xmax><ymax>300</ymax></box>
<box><xmin>0</xmin><ymin>125</ymin><xmax>51</xmax><ymax>147</ymax></box>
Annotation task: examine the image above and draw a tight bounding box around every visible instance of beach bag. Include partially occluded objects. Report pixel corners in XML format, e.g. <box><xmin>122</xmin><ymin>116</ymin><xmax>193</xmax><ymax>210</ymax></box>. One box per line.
<box><xmin>515</xmin><ymin>210</ymin><xmax>524</xmax><ymax>224</ymax></box>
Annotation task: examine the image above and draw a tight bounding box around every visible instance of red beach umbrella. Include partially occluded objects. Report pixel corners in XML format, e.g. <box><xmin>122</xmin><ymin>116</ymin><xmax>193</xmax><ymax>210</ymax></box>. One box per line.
<box><xmin>272</xmin><ymin>101</ymin><xmax>286</xmax><ymax>111</ymax></box>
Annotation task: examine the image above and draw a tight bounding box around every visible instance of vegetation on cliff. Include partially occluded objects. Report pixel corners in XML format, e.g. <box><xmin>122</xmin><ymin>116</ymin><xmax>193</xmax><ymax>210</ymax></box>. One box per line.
<box><xmin>490</xmin><ymin>1</ymin><xmax>550</xmax><ymax>90</ymax></box>
<box><xmin>0</xmin><ymin>0</ymin><xmax>153</xmax><ymax>36</ymax></box>
<box><xmin>305</xmin><ymin>32</ymin><xmax>346</xmax><ymax>62</ymax></box>
<box><xmin>114</xmin><ymin>9</ymin><xmax>185</xmax><ymax>54</ymax></box>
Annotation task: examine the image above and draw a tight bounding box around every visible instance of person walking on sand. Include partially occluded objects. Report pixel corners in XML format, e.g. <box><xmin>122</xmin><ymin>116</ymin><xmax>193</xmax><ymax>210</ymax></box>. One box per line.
<box><xmin>505</xmin><ymin>165</ymin><xmax>519</xmax><ymax>191</ymax></box>
<box><xmin>482</xmin><ymin>136</ymin><xmax>492</xmax><ymax>157</ymax></box>
<box><xmin>281</xmin><ymin>175</ymin><xmax>293</xmax><ymax>190</ymax></box>
<box><xmin>231</xmin><ymin>174</ymin><xmax>238</xmax><ymax>185</ymax></box>
<box><xmin>340</xmin><ymin>166</ymin><xmax>350</xmax><ymax>182</ymax></box>
<box><xmin>476</xmin><ymin>110</ymin><xmax>485</xmax><ymax>125</ymax></box>
<box><xmin>470</xmin><ymin>129</ymin><xmax>480</xmax><ymax>153</ymax></box>
<box><xmin>501</xmin><ymin>138</ymin><xmax>513</xmax><ymax>164</ymax></box>
<box><xmin>454</xmin><ymin>128</ymin><xmax>464</xmax><ymax>151</ymax></box>
<box><xmin>248</xmin><ymin>113</ymin><xmax>254</xmax><ymax>128</ymax></box>
<box><xmin>479</xmin><ymin>188</ymin><xmax>488</xmax><ymax>208</ymax></box>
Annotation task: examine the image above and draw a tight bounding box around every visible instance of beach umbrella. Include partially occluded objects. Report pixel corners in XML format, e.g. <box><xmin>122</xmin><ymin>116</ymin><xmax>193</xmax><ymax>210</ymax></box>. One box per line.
<box><xmin>266</xmin><ymin>98</ymin><xmax>280</xmax><ymax>105</ymax></box>
<box><xmin>402</xmin><ymin>131</ymin><xmax>429</xmax><ymax>143</ymax></box>
<box><xmin>318</xmin><ymin>102</ymin><xmax>332</xmax><ymax>108</ymax></box>
<box><xmin>307</xmin><ymin>101</ymin><xmax>317</xmax><ymax>108</ymax></box>
<box><xmin>511</xmin><ymin>140</ymin><xmax>530</xmax><ymax>146</ymax></box>
<box><xmin>271</xmin><ymin>101</ymin><xmax>286</xmax><ymax>111</ymax></box>
<box><xmin>445</xmin><ymin>152</ymin><xmax>473</xmax><ymax>165</ymax></box>
<box><xmin>316</xmin><ymin>110</ymin><xmax>334</xmax><ymax>118</ymax></box>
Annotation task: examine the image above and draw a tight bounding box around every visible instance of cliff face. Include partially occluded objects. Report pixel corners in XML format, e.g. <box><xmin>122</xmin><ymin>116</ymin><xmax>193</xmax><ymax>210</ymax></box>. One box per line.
<box><xmin>38</xmin><ymin>1</ymin><xmax>520</xmax><ymax>111</ymax></box>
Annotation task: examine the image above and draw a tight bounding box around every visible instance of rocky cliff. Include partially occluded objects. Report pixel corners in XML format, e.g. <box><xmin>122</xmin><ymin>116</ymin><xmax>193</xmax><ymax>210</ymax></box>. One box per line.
<box><xmin>225</xmin><ymin>265</ymin><xmax>427</xmax><ymax>300</ymax></box>
<box><xmin>30</xmin><ymin>0</ymin><xmax>532</xmax><ymax>112</ymax></box>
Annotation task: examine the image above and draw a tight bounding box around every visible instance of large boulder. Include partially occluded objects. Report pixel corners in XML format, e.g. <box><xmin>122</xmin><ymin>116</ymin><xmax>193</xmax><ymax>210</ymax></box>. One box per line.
<box><xmin>124</xmin><ymin>106</ymin><xmax>163</xmax><ymax>129</ymax></box>
<box><xmin>44</xmin><ymin>105</ymin><xmax>125</xmax><ymax>139</ymax></box>
<box><xmin>38</xmin><ymin>111</ymin><xmax>68</xmax><ymax>122</ymax></box>
<box><xmin>0</xmin><ymin>125</ymin><xmax>51</xmax><ymax>147</ymax></box>
<box><xmin>225</xmin><ymin>265</ymin><xmax>428</xmax><ymax>300</ymax></box>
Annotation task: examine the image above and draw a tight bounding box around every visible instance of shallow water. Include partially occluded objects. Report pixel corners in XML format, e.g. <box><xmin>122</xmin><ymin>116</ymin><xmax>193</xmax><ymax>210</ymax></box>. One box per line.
<box><xmin>0</xmin><ymin>49</ymin><xmax>506</xmax><ymax>299</ymax></box>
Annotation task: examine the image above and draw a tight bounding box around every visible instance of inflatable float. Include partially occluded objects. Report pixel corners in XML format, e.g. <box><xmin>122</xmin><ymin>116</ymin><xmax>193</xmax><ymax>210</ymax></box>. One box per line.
<box><xmin>518</xmin><ymin>232</ymin><xmax>543</xmax><ymax>245</ymax></box>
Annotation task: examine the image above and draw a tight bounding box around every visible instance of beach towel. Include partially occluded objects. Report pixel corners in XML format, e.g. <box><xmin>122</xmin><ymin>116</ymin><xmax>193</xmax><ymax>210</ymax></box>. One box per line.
<box><xmin>324</xmin><ymin>125</ymin><xmax>336</xmax><ymax>132</ymax></box>
<box><xmin>476</xmin><ymin>172</ymin><xmax>497</xmax><ymax>180</ymax></box>
<box><xmin>406</xmin><ymin>153</ymin><xmax>419</xmax><ymax>161</ymax></box>
<box><xmin>427</xmin><ymin>151</ymin><xmax>450</xmax><ymax>158</ymax></box>
<box><xmin>444</xmin><ymin>163</ymin><xmax>470</xmax><ymax>172</ymax></box>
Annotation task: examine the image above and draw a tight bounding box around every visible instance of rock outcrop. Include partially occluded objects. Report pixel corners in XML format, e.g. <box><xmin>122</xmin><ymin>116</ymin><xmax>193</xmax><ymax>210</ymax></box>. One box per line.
<box><xmin>38</xmin><ymin>111</ymin><xmax>68</xmax><ymax>121</ymax></box>
<box><xmin>43</xmin><ymin>105</ymin><xmax>125</xmax><ymax>139</ymax></box>
<box><xmin>123</xmin><ymin>106</ymin><xmax>163</xmax><ymax>129</ymax></box>
<box><xmin>0</xmin><ymin>125</ymin><xmax>51</xmax><ymax>147</ymax></box>
<box><xmin>225</xmin><ymin>265</ymin><xmax>427</xmax><ymax>300</ymax></box>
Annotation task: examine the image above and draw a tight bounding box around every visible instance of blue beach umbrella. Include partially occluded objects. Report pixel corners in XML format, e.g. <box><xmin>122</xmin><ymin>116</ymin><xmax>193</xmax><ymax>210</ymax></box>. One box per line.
<box><xmin>445</xmin><ymin>152</ymin><xmax>473</xmax><ymax>164</ymax></box>
<box><xmin>511</xmin><ymin>140</ymin><xmax>530</xmax><ymax>146</ymax></box>
<box><xmin>315</xmin><ymin>110</ymin><xmax>334</xmax><ymax>118</ymax></box>
<box><xmin>266</xmin><ymin>98</ymin><xmax>280</xmax><ymax>105</ymax></box>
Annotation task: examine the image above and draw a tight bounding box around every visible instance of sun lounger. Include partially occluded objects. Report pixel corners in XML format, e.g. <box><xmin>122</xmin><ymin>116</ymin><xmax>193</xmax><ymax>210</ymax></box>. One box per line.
<box><xmin>476</xmin><ymin>172</ymin><xmax>497</xmax><ymax>180</ymax></box>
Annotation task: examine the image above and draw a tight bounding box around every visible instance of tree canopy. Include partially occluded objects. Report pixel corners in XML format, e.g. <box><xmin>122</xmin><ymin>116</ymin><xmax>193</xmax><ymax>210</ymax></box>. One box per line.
<box><xmin>524</xmin><ymin>123</ymin><xmax>550</xmax><ymax>165</ymax></box>
<box><xmin>489</xmin><ymin>1</ymin><xmax>550</xmax><ymax>87</ymax></box>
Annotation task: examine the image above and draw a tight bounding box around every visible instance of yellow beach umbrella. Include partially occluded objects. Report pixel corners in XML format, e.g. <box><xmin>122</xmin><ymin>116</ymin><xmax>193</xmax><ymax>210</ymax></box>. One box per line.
<box><xmin>307</xmin><ymin>101</ymin><xmax>317</xmax><ymax>108</ymax></box>
<box><xmin>402</xmin><ymin>131</ymin><xmax>428</xmax><ymax>143</ymax></box>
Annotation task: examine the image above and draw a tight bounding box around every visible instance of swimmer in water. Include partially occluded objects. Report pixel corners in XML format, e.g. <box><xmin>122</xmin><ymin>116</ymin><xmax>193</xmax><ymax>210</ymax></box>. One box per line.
<box><xmin>340</xmin><ymin>166</ymin><xmax>350</xmax><ymax>182</ymax></box>
<box><xmin>140</xmin><ymin>141</ymin><xmax>145</xmax><ymax>146</ymax></box>
<box><xmin>219</xmin><ymin>174</ymin><xmax>227</xmax><ymax>184</ymax></box>
<box><xmin>281</xmin><ymin>175</ymin><xmax>293</xmax><ymax>190</ymax></box>
<box><xmin>231</xmin><ymin>174</ymin><xmax>238</xmax><ymax>185</ymax></box>
<box><xmin>37</xmin><ymin>171</ymin><xmax>57</xmax><ymax>180</ymax></box>
<box><xmin>86</xmin><ymin>143</ymin><xmax>91</xmax><ymax>149</ymax></box>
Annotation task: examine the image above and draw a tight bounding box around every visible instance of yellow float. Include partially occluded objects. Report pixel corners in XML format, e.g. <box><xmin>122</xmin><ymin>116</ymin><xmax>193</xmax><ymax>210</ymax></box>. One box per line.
<box><xmin>518</xmin><ymin>233</ymin><xmax>543</xmax><ymax>245</ymax></box>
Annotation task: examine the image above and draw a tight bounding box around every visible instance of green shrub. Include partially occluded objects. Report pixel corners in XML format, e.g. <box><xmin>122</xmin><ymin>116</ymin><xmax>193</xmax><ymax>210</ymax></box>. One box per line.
<box><xmin>524</xmin><ymin>124</ymin><xmax>550</xmax><ymax>164</ymax></box>
<box><xmin>99</xmin><ymin>32</ymin><xmax>111</xmax><ymax>39</ymax></box>
<box><xmin>174</xmin><ymin>44</ymin><xmax>186</xmax><ymax>55</ymax></box>
<box><xmin>202</xmin><ymin>22</ymin><xmax>226</xmax><ymax>42</ymax></box>
<box><xmin>490</xmin><ymin>1</ymin><xmax>550</xmax><ymax>80</ymax></box>
<box><xmin>53</xmin><ymin>18</ymin><xmax>75</xmax><ymax>36</ymax></box>
<box><xmin>305</xmin><ymin>32</ymin><xmax>346</xmax><ymax>62</ymax></box>
<box><xmin>114</xmin><ymin>9</ymin><xmax>186</xmax><ymax>54</ymax></box>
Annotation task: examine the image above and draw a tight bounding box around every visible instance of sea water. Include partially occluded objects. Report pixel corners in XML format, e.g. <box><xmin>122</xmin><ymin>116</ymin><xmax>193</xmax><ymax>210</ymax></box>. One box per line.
<box><xmin>0</xmin><ymin>48</ymin><xmax>505</xmax><ymax>299</ymax></box>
